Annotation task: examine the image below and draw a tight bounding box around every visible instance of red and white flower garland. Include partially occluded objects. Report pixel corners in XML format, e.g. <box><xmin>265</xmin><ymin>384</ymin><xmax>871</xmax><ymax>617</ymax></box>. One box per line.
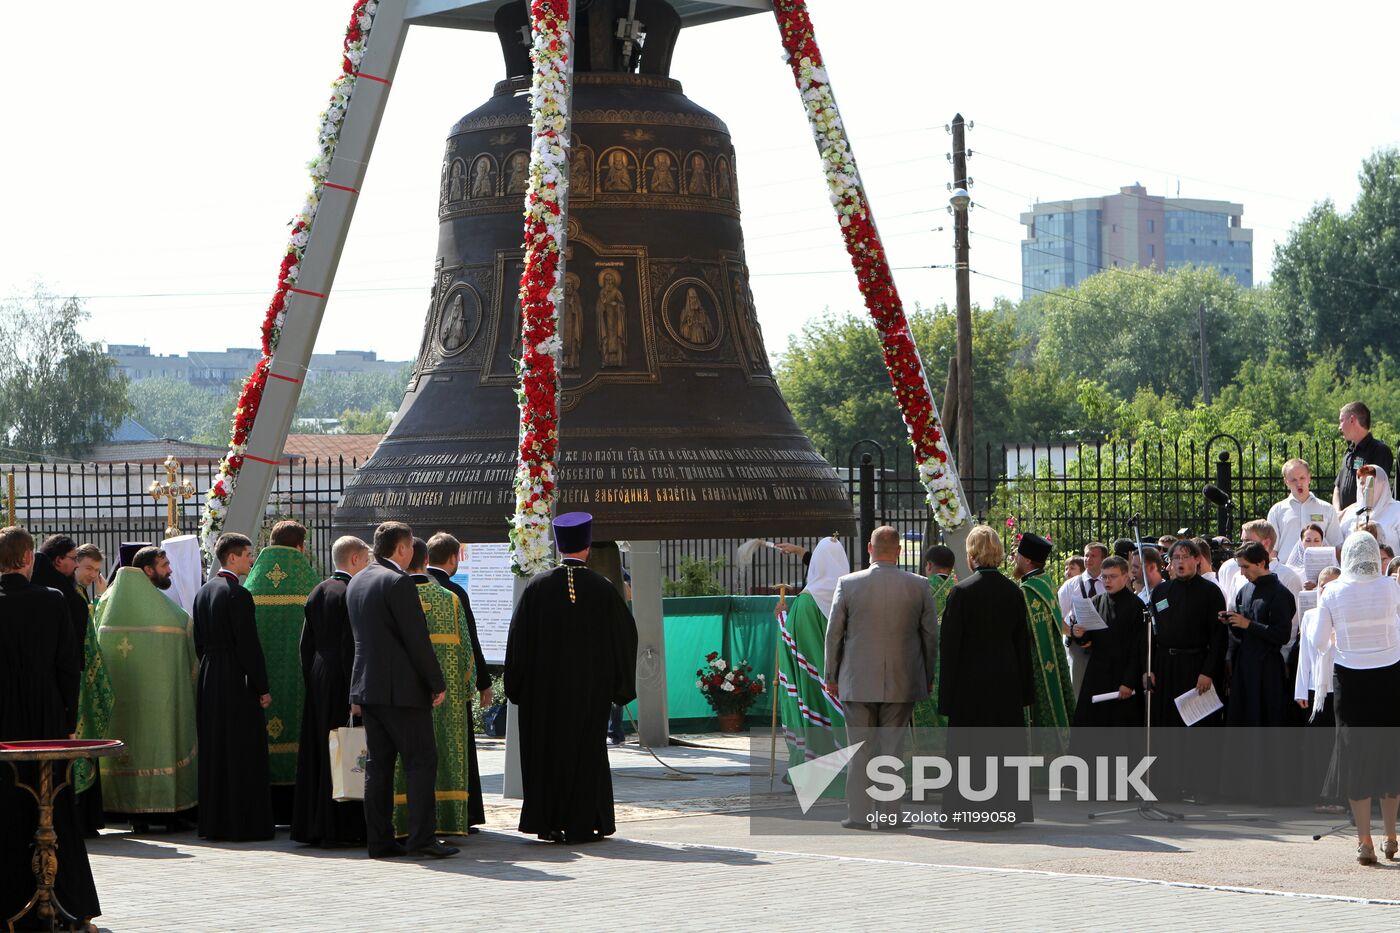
<box><xmin>773</xmin><ymin>0</ymin><xmax>968</xmax><ymax>530</ymax></box>
<box><xmin>509</xmin><ymin>0</ymin><xmax>573</xmax><ymax>575</ymax></box>
<box><xmin>199</xmin><ymin>0</ymin><xmax>380</xmax><ymax>552</ymax></box>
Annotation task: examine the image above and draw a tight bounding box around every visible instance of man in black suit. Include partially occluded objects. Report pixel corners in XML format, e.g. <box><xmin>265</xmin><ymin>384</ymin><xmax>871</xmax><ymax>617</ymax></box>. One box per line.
<box><xmin>346</xmin><ymin>521</ymin><xmax>454</xmax><ymax>859</ymax></box>
<box><xmin>424</xmin><ymin>531</ymin><xmax>491</xmax><ymax>834</ymax></box>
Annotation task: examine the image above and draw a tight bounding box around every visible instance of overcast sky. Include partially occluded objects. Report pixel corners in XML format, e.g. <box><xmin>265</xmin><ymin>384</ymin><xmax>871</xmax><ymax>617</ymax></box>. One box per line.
<box><xmin>4</xmin><ymin>1</ymin><xmax>1398</xmax><ymax>365</ymax></box>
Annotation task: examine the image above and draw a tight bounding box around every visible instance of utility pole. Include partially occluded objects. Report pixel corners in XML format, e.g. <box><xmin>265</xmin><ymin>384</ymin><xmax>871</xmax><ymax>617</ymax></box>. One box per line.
<box><xmin>1198</xmin><ymin>301</ymin><xmax>1211</xmax><ymax>404</ymax></box>
<box><xmin>949</xmin><ymin>114</ymin><xmax>974</xmax><ymax>479</ymax></box>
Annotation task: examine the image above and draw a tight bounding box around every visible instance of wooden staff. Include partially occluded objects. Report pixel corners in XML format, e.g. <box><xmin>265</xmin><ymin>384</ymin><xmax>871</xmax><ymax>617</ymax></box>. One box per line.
<box><xmin>769</xmin><ymin>583</ymin><xmax>788</xmax><ymax>791</ymax></box>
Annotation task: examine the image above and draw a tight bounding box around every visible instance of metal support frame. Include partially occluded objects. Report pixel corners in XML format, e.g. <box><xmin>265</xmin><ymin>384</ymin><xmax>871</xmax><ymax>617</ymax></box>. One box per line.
<box><xmin>221</xmin><ymin>0</ymin><xmax>410</xmax><ymax>539</ymax></box>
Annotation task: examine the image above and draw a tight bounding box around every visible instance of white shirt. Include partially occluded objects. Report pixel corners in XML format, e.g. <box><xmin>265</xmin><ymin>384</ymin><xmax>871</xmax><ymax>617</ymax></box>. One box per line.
<box><xmin>1295</xmin><ymin>608</ymin><xmax>1333</xmax><ymax>701</ymax></box>
<box><xmin>1312</xmin><ymin>576</ymin><xmax>1400</xmax><ymax>671</ymax></box>
<box><xmin>1056</xmin><ymin>573</ymin><xmax>1102</xmax><ymax>624</ymax></box>
<box><xmin>1268</xmin><ymin>494</ymin><xmax>1342</xmax><ymax>566</ymax></box>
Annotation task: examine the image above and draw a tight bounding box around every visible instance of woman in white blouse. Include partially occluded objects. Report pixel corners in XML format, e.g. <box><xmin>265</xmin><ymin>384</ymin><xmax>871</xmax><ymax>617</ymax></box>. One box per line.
<box><xmin>1311</xmin><ymin>531</ymin><xmax>1400</xmax><ymax>865</ymax></box>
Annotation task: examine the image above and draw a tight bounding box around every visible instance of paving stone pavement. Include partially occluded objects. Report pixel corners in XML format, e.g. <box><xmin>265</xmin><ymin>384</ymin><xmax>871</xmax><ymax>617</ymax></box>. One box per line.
<box><xmin>79</xmin><ymin>736</ymin><xmax>1400</xmax><ymax>931</ymax></box>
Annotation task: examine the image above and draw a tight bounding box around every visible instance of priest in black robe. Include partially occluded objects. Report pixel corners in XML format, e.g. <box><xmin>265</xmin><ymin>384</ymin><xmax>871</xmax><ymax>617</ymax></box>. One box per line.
<box><xmin>193</xmin><ymin>532</ymin><xmax>274</xmax><ymax>841</ymax></box>
<box><xmin>291</xmin><ymin>536</ymin><xmax>370</xmax><ymax>847</ymax></box>
<box><xmin>32</xmin><ymin>535</ymin><xmax>88</xmax><ymax>670</ymax></box>
<box><xmin>33</xmin><ymin>535</ymin><xmax>107</xmax><ymax>836</ymax></box>
<box><xmin>1223</xmin><ymin>541</ymin><xmax>1297</xmax><ymax>803</ymax></box>
<box><xmin>0</xmin><ymin>526</ymin><xmax>102</xmax><ymax>928</ymax></box>
<box><xmin>505</xmin><ymin>513</ymin><xmax>638</xmax><ymax>843</ymax></box>
<box><xmin>1146</xmin><ymin>538</ymin><xmax>1227</xmax><ymax>799</ymax></box>
<box><xmin>1070</xmin><ymin>555</ymin><xmax>1145</xmax><ymax>728</ymax></box>
<box><xmin>426</xmin><ymin>531</ymin><xmax>492</xmax><ymax>834</ymax></box>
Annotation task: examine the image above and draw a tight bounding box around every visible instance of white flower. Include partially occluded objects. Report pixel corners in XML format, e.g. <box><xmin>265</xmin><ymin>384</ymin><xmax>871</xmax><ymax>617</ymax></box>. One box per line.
<box><xmin>721</xmin><ymin>682</ymin><xmax>736</xmax><ymax>692</ymax></box>
<box><xmin>724</xmin><ymin>672</ymin><xmax>735</xmax><ymax>682</ymax></box>
<box><xmin>696</xmin><ymin>680</ymin><xmax>703</xmax><ymax>689</ymax></box>
<box><xmin>713</xmin><ymin>659</ymin><xmax>727</xmax><ymax>672</ymax></box>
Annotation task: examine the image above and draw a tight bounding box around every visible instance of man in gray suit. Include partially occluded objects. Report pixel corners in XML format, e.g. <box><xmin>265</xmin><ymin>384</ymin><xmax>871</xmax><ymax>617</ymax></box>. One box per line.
<box><xmin>825</xmin><ymin>526</ymin><xmax>938</xmax><ymax>829</ymax></box>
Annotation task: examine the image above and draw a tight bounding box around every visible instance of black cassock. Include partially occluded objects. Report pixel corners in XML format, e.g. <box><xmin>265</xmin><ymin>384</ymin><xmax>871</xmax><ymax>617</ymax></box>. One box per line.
<box><xmin>1071</xmin><ymin>588</ymin><xmax>1145</xmax><ymax>728</ymax></box>
<box><xmin>505</xmin><ymin>560</ymin><xmax>637</xmax><ymax>840</ymax></box>
<box><xmin>428</xmin><ymin>565</ymin><xmax>491</xmax><ymax>829</ymax></box>
<box><xmin>0</xmin><ymin>572</ymin><xmax>101</xmax><ymax>923</ymax></box>
<box><xmin>32</xmin><ymin>553</ymin><xmax>107</xmax><ymax>835</ymax></box>
<box><xmin>1225</xmin><ymin>573</ymin><xmax>1297</xmax><ymax>803</ymax></box>
<box><xmin>1148</xmin><ymin>574</ymin><xmax>1226</xmax><ymax>726</ymax></box>
<box><xmin>193</xmin><ymin>572</ymin><xmax>274</xmax><ymax>841</ymax></box>
<box><xmin>291</xmin><ymin>571</ymin><xmax>366</xmax><ymax>846</ymax></box>
<box><xmin>1146</xmin><ymin>573</ymin><xmax>1227</xmax><ymax>799</ymax></box>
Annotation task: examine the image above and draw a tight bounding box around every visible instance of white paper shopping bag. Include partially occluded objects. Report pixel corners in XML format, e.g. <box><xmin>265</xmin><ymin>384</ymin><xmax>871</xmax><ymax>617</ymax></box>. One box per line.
<box><xmin>329</xmin><ymin>725</ymin><xmax>368</xmax><ymax>802</ymax></box>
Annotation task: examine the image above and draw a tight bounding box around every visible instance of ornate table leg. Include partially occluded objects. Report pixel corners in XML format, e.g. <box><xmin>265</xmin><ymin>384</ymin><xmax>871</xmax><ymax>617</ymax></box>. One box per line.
<box><xmin>5</xmin><ymin>760</ymin><xmax>80</xmax><ymax>933</ymax></box>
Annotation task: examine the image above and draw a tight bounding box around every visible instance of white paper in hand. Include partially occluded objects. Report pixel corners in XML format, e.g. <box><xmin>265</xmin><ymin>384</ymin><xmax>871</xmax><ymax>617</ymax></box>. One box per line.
<box><xmin>1174</xmin><ymin>683</ymin><xmax>1224</xmax><ymax>726</ymax></box>
<box><xmin>1091</xmin><ymin>690</ymin><xmax>1131</xmax><ymax>704</ymax></box>
<box><xmin>1303</xmin><ymin>547</ymin><xmax>1336</xmax><ymax>585</ymax></box>
<box><xmin>1070</xmin><ymin>596</ymin><xmax>1109</xmax><ymax>632</ymax></box>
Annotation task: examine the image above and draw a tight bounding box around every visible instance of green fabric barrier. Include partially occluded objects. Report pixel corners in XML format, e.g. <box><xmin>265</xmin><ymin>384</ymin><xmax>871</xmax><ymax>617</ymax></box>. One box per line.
<box><xmin>660</xmin><ymin>596</ymin><xmax>780</xmax><ymax>731</ymax></box>
<box><xmin>659</xmin><ymin>598</ymin><xmax>727</xmax><ymax>721</ymax></box>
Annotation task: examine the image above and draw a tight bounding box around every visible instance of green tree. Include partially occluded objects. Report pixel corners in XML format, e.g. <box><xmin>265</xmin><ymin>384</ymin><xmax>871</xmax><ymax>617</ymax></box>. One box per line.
<box><xmin>0</xmin><ymin>287</ymin><xmax>129</xmax><ymax>459</ymax></box>
<box><xmin>336</xmin><ymin>407</ymin><xmax>392</xmax><ymax>434</ymax></box>
<box><xmin>1028</xmin><ymin>266</ymin><xmax>1280</xmax><ymax>404</ymax></box>
<box><xmin>1272</xmin><ymin>148</ymin><xmax>1400</xmax><ymax>370</ymax></box>
<box><xmin>775</xmin><ymin>301</ymin><xmax>1070</xmax><ymax>464</ymax></box>
<box><xmin>127</xmin><ymin>377</ymin><xmax>231</xmax><ymax>441</ymax></box>
<box><xmin>664</xmin><ymin>556</ymin><xmax>726</xmax><ymax>597</ymax></box>
<box><xmin>295</xmin><ymin>368</ymin><xmax>410</xmax><ymax>419</ymax></box>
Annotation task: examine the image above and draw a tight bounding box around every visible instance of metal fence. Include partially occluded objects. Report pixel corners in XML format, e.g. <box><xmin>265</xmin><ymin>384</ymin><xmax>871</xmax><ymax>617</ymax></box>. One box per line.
<box><xmin>2</xmin><ymin>431</ymin><xmax>1368</xmax><ymax>589</ymax></box>
<box><xmin>5</xmin><ymin>458</ymin><xmax>356</xmax><ymax>576</ymax></box>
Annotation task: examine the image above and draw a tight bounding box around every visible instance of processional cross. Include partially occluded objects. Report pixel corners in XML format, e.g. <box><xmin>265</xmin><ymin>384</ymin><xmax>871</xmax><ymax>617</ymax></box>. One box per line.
<box><xmin>148</xmin><ymin>455</ymin><xmax>196</xmax><ymax>539</ymax></box>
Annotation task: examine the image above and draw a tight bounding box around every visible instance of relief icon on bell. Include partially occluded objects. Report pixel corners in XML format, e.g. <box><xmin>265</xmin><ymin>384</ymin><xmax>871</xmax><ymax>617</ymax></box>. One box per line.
<box><xmin>334</xmin><ymin>0</ymin><xmax>852</xmax><ymax>544</ymax></box>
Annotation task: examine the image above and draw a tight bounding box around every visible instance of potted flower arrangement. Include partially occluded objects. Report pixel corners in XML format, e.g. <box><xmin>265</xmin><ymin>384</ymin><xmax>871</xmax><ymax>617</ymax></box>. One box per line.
<box><xmin>695</xmin><ymin>652</ymin><xmax>765</xmax><ymax>732</ymax></box>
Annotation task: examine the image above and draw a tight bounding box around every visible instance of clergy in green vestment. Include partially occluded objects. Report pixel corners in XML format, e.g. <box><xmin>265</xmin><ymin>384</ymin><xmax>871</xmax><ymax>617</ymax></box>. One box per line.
<box><xmin>1012</xmin><ymin>533</ymin><xmax>1074</xmax><ymax>756</ymax></box>
<box><xmin>245</xmin><ymin>523</ymin><xmax>319</xmax><ymax>804</ymax></box>
<box><xmin>777</xmin><ymin>536</ymin><xmax>849</xmax><ymax>797</ymax></box>
<box><xmin>394</xmin><ymin>543</ymin><xmax>476</xmax><ymax>837</ymax></box>
<box><xmin>912</xmin><ymin>545</ymin><xmax>958</xmax><ymax>729</ymax></box>
<box><xmin>73</xmin><ymin>574</ymin><xmax>114</xmax><ymax>796</ymax></box>
<box><xmin>96</xmin><ymin>554</ymin><xmax>199</xmax><ymax>815</ymax></box>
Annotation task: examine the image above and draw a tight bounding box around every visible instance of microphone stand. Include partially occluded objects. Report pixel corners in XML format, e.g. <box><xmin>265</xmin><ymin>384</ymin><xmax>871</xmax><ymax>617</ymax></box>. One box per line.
<box><xmin>1089</xmin><ymin>512</ymin><xmax>1262</xmax><ymax>824</ymax></box>
<box><xmin>1089</xmin><ymin>513</ymin><xmax>1186</xmax><ymax>821</ymax></box>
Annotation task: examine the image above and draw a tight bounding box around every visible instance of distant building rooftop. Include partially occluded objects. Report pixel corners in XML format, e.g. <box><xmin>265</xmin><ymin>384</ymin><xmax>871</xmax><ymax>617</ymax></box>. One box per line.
<box><xmin>281</xmin><ymin>434</ymin><xmax>384</xmax><ymax>464</ymax></box>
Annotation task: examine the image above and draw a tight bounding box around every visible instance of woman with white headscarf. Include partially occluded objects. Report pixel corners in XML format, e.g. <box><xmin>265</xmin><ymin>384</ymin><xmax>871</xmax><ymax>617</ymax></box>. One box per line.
<box><xmin>1311</xmin><ymin>531</ymin><xmax>1400</xmax><ymax>865</ymax></box>
<box><xmin>1339</xmin><ymin>465</ymin><xmax>1400</xmax><ymax>549</ymax></box>
<box><xmin>775</xmin><ymin>537</ymin><xmax>850</xmax><ymax>789</ymax></box>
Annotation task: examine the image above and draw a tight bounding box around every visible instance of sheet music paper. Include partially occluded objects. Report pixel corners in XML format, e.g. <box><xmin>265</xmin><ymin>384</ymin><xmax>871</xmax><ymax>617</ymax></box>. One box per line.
<box><xmin>1304</xmin><ymin>547</ymin><xmax>1336</xmax><ymax>585</ymax></box>
<box><xmin>1091</xmin><ymin>690</ymin><xmax>1133</xmax><ymax>704</ymax></box>
<box><xmin>1070</xmin><ymin>596</ymin><xmax>1109</xmax><ymax>631</ymax></box>
<box><xmin>1297</xmin><ymin>589</ymin><xmax>1318</xmax><ymax>614</ymax></box>
<box><xmin>1174</xmin><ymin>683</ymin><xmax>1224</xmax><ymax>726</ymax></box>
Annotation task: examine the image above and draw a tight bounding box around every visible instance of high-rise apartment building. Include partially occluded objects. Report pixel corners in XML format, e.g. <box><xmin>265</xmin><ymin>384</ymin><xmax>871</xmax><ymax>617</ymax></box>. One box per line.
<box><xmin>1020</xmin><ymin>184</ymin><xmax>1253</xmax><ymax>298</ymax></box>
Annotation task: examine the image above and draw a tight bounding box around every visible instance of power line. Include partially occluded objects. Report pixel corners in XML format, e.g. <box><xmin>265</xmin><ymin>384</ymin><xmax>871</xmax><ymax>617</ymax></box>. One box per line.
<box><xmin>973</xmin><ymin>122</ymin><xmax>1311</xmax><ymax>206</ymax></box>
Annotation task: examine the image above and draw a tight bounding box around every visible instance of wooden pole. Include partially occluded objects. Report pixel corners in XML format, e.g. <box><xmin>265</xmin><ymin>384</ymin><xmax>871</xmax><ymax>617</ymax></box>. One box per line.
<box><xmin>769</xmin><ymin>583</ymin><xmax>788</xmax><ymax>791</ymax></box>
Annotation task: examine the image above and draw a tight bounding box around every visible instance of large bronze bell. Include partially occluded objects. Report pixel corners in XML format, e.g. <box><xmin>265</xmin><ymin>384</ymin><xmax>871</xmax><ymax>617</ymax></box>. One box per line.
<box><xmin>334</xmin><ymin>0</ymin><xmax>853</xmax><ymax>542</ymax></box>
